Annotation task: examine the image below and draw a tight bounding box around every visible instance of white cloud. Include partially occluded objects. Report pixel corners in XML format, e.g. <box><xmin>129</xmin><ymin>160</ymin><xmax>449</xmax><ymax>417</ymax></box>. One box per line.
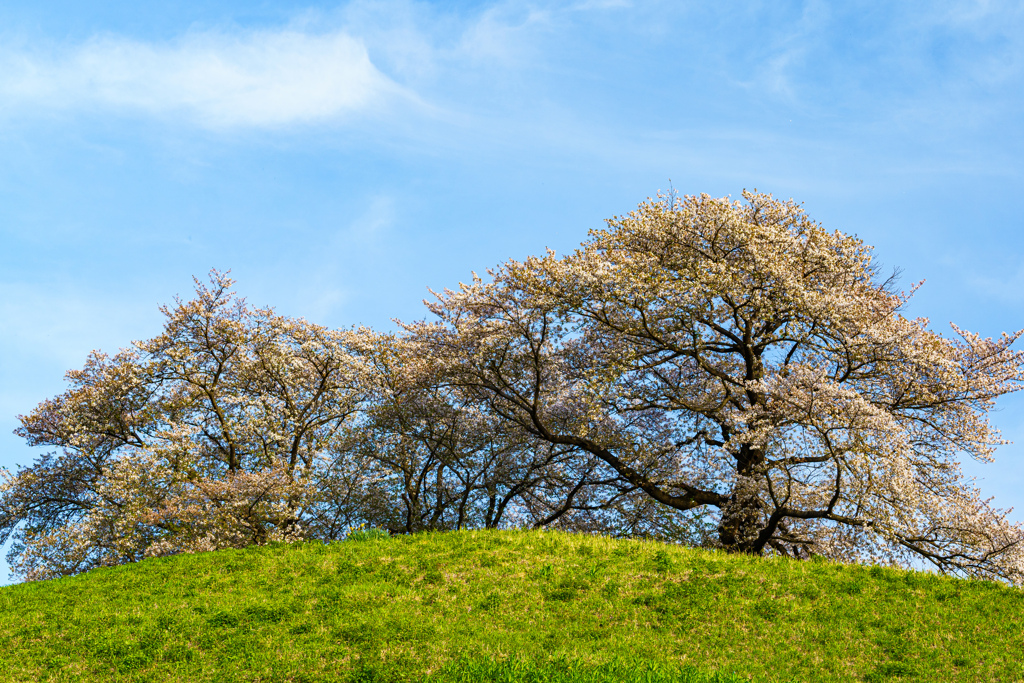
<box><xmin>456</xmin><ymin>5</ymin><xmax>551</xmax><ymax>65</ymax></box>
<box><xmin>0</xmin><ymin>29</ymin><xmax>407</xmax><ymax>128</ymax></box>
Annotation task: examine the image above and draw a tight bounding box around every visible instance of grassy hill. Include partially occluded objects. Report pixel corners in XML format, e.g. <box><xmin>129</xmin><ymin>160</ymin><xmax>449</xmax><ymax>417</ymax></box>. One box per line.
<box><xmin>2</xmin><ymin>529</ymin><xmax>1022</xmax><ymax>682</ymax></box>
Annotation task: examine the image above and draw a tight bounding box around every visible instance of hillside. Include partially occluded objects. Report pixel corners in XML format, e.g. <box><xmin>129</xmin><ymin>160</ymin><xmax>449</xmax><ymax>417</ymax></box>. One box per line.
<box><xmin>1</xmin><ymin>529</ymin><xmax>1022</xmax><ymax>682</ymax></box>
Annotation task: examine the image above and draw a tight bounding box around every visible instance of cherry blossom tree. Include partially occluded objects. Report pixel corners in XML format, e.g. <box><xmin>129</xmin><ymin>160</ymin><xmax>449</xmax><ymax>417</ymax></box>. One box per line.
<box><xmin>0</xmin><ymin>272</ymin><xmax>650</xmax><ymax>581</ymax></box>
<box><xmin>6</xmin><ymin>192</ymin><xmax>1024</xmax><ymax>586</ymax></box>
<box><xmin>0</xmin><ymin>272</ymin><xmax>369</xmax><ymax>580</ymax></box>
<box><xmin>349</xmin><ymin>330</ymin><xmax>653</xmax><ymax>535</ymax></box>
<box><xmin>412</xmin><ymin>191</ymin><xmax>1024</xmax><ymax>584</ymax></box>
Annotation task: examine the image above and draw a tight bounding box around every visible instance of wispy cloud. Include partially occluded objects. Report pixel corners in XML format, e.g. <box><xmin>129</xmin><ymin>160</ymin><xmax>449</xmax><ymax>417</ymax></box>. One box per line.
<box><xmin>455</xmin><ymin>4</ymin><xmax>551</xmax><ymax>66</ymax></box>
<box><xmin>0</xmin><ymin>28</ymin><xmax>408</xmax><ymax>128</ymax></box>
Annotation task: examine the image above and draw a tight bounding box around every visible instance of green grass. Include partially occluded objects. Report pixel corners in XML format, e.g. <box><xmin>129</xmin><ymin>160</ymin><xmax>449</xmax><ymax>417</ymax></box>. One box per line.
<box><xmin>2</xmin><ymin>529</ymin><xmax>1023</xmax><ymax>682</ymax></box>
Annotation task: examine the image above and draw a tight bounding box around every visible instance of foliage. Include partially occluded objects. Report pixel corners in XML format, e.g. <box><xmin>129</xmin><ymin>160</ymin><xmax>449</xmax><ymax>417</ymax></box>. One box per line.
<box><xmin>1</xmin><ymin>529</ymin><xmax>1022</xmax><ymax>682</ymax></box>
<box><xmin>4</xmin><ymin>190</ymin><xmax>1024</xmax><ymax>586</ymax></box>
<box><xmin>346</xmin><ymin>331</ymin><xmax>623</xmax><ymax>535</ymax></box>
<box><xmin>407</xmin><ymin>191</ymin><xmax>1024</xmax><ymax>582</ymax></box>
<box><xmin>0</xmin><ymin>272</ymin><xmax>369</xmax><ymax>579</ymax></box>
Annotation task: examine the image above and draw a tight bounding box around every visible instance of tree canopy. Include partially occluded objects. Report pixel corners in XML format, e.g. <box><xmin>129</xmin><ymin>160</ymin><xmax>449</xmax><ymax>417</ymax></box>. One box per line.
<box><xmin>411</xmin><ymin>191</ymin><xmax>1024</xmax><ymax>582</ymax></box>
<box><xmin>4</xmin><ymin>191</ymin><xmax>1024</xmax><ymax>584</ymax></box>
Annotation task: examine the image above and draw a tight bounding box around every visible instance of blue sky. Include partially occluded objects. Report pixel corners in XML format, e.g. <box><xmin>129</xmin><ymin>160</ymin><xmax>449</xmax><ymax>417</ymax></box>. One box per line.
<box><xmin>2</xmin><ymin>0</ymin><xmax>1023</xmax><ymax>583</ymax></box>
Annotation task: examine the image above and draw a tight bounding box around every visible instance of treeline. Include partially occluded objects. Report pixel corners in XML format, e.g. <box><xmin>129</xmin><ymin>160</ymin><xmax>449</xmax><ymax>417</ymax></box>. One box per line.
<box><xmin>3</xmin><ymin>274</ymin><xmax>664</xmax><ymax>582</ymax></box>
<box><xmin>4</xmin><ymin>191</ymin><xmax>1024</xmax><ymax>584</ymax></box>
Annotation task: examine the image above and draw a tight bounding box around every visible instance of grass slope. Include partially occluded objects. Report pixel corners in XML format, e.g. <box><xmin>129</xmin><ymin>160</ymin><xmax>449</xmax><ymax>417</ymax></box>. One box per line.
<box><xmin>2</xmin><ymin>529</ymin><xmax>1022</xmax><ymax>682</ymax></box>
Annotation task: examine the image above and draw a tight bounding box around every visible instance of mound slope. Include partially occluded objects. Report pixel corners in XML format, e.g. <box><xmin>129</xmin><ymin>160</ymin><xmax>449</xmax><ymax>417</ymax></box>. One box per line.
<box><xmin>2</xmin><ymin>530</ymin><xmax>1022</xmax><ymax>682</ymax></box>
